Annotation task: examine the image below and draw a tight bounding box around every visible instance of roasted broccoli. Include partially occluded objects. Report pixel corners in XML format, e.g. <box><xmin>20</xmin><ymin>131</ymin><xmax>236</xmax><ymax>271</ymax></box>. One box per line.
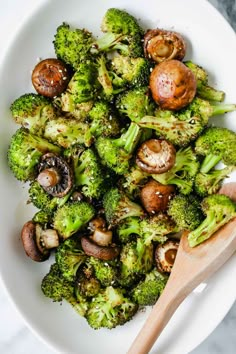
<box><xmin>188</xmin><ymin>194</ymin><xmax>236</xmax><ymax>247</ymax></box>
<box><xmin>152</xmin><ymin>147</ymin><xmax>200</xmax><ymax>195</ymax></box>
<box><xmin>53</xmin><ymin>201</ymin><xmax>95</xmax><ymax>239</ymax></box>
<box><xmin>185</xmin><ymin>61</ymin><xmax>225</xmax><ymax>102</ymax></box>
<box><xmin>88</xmin><ymin>257</ymin><xmax>119</xmax><ymax>287</ymax></box>
<box><xmin>131</xmin><ymin>269</ymin><xmax>168</xmax><ymax>306</ymax></box>
<box><xmin>41</xmin><ymin>263</ymin><xmax>88</xmax><ymax>316</ymax></box>
<box><xmin>116</xmin><ymin>86</ymin><xmax>155</xmax><ymax>122</ymax></box>
<box><xmin>195</xmin><ymin>126</ymin><xmax>236</xmax><ymax>172</ymax></box>
<box><xmin>168</xmin><ymin>194</ymin><xmax>204</xmax><ymax>231</ymax></box>
<box><xmin>111</xmin><ymin>55</ymin><xmax>151</xmax><ymax>88</ymax></box>
<box><xmin>121</xmin><ymin>165</ymin><xmax>149</xmax><ymax>198</ymax></box>
<box><xmin>95</xmin><ymin>122</ymin><xmax>141</xmax><ymax>174</ymax></box>
<box><xmin>116</xmin><ymin>217</ymin><xmax>140</xmax><ymax>244</ymax></box>
<box><xmin>32</xmin><ymin>210</ymin><xmax>52</xmax><ymax>225</ymax></box>
<box><xmin>103</xmin><ymin>187</ymin><xmax>145</xmax><ymax>225</ymax></box>
<box><xmin>75</xmin><ymin>272</ymin><xmax>101</xmax><ymax>298</ymax></box>
<box><xmin>138</xmin><ymin>97</ymin><xmax>236</xmax><ymax>146</ymax></box>
<box><xmin>194</xmin><ymin>166</ymin><xmax>235</xmax><ymax>197</ymax></box>
<box><xmin>85</xmin><ymin>286</ymin><xmax>138</xmax><ymax>329</ymax></box>
<box><xmin>7</xmin><ymin>128</ymin><xmax>61</xmax><ymax>181</ymax></box>
<box><xmin>55</xmin><ymin>236</ymin><xmax>87</xmax><ymax>282</ymax></box>
<box><xmin>10</xmin><ymin>93</ymin><xmax>56</xmax><ymax>135</ymax></box>
<box><xmin>53</xmin><ymin>23</ymin><xmax>94</xmax><ymax>69</ymax></box>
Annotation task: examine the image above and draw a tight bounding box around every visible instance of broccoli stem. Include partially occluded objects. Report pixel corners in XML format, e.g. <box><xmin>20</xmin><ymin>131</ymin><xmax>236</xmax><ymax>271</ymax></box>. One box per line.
<box><xmin>211</xmin><ymin>103</ymin><xmax>236</xmax><ymax>116</ymax></box>
<box><xmin>197</xmin><ymin>85</ymin><xmax>225</xmax><ymax>102</ymax></box>
<box><xmin>74</xmin><ymin>157</ymin><xmax>89</xmax><ymax>186</ymax></box>
<box><xmin>200</xmin><ymin>154</ymin><xmax>222</xmax><ymax>173</ymax></box>
<box><xmin>116</xmin><ymin>122</ymin><xmax>141</xmax><ymax>153</ymax></box>
<box><xmin>91</xmin><ymin>33</ymin><xmax>124</xmax><ymax>52</ymax></box>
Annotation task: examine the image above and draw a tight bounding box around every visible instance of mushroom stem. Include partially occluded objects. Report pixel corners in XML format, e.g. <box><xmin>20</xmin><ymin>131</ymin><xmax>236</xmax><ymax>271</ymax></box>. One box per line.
<box><xmin>91</xmin><ymin>229</ymin><xmax>113</xmax><ymax>246</ymax></box>
<box><xmin>37</xmin><ymin>168</ymin><xmax>61</xmax><ymax>187</ymax></box>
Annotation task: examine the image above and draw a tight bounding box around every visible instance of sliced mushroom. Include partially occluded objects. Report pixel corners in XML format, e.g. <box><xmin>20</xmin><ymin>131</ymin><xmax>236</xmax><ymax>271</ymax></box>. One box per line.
<box><xmin>32</xmin><ymin>58</ymin><xmax>71</xmax><ymax>98</ymax></box>
<box><xmin>81</xmin><ymin>236</ymin><xmax>120</xmax><ymax>261</ymax></box>
<box><xmin>21</xmin><ymin>221</ymin><xmax>50</xmax><ymax>262</ymax></box>
<box><xmin>150</xmin><ymin>59</ymin><xmax>197</xmax><ymax>110</ymax></box>
<box><xmin>37</xmin><ymin>153</ymin><xmax>73</xmax><ymax>197</ymax></box>
<box><xmin>140</xmin><ymin>179</ymin><xmax>175</xmax><ymax>214</ymax></box>
<box><xmin>155</xmin><ymin>239</ymin><xmax>179</xmax><ymax>273</ymax></box>
<box><xmin>136</xmin><ymin>139</ymin><xmax>176</xmax><ymax>174</ymax></box>
<box><xmin>144</xmin><ymin>29</ymin><xmax>186</xmax><ymax>63</ymax></box>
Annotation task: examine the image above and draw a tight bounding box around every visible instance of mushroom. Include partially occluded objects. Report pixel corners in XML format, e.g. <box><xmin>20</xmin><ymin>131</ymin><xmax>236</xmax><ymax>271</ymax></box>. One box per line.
<box><xmin>32</xmin><ymin>58</ymin><xmax>71</xmax><ymax>98</ymax></box>
<box><xmin>140</xmin><ymin>179</ymin><xmax>175</xmax><ymax>214</ymax></box>
<box><xmin>88</xmin><ymin>217</ymin><xmax>113</xmax><ymax>247</ymax></box>
<box><xmin>81</xmin><ymin>236</ymin><xmax>120</xmax><ymax>261</ymax></box>
<box><xmin>155</xmin><ymin>239</ymin><xmax>179</xmax><ymax>273</ymax></box>
<box><xmin>149</xmin><ymin>59</ymin><xmax>197</xmax><ymax>110</ymax></box>
<box><xmin>136</xmin><ymin>139</ymin><xmax>176</xmax><ymax>174</ymax></box>
<box><xmin>144</xmin><ymin>29</ymin><xmax>186</xmax><ymax>63</ymax></box>
<box><xmin>21</xmin><ymin>221</ymin><xmax>59</xmax><ymax>262</ymax></box>
<box><xmin>37</xmin><ymin>153</ymin><xmax>73</xmax><ymax>197</ymax></box>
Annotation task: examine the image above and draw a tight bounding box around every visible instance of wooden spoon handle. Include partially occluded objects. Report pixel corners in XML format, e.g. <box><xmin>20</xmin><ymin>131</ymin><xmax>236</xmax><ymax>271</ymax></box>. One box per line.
<box><xmin>127</xmin><ymin>279</ymin><xmax>191</xmax><ymax>354</ymax></box>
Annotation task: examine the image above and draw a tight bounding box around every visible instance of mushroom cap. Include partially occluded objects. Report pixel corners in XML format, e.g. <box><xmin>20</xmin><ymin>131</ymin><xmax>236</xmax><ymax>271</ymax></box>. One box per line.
<box><xmin>21</xmin><ymin>221</ymin><xmax>50</xmax><ymax>262</ymax></box>
<box><xmin>81</xmin><ymin>237</ymin><xmax>120</xmax><ymax>261</ymax></box>
<box><xmin>32</xmin><ymin>58</ymin><xmax>71</xmax><ymax>98</ymax></box>
<box><xmin>144</xmin><ymin>29</ymin><xmax>186</xmax><ymax>63</ymax></box>
<box><xmin>136</xmin><ymin>139</ymin><xmax>176</xmax><ymax>174</ymax></box>
<box><xmin>140</xmin><ymin>179</ymin><xmax>175</xmax><ymax>214</ymax></box>
<box><xmin>150</xmin><ymin>60</ymin><xmax>197</xmax><ymax>110</ymax></box>
<box><xmin>155</xmin><ymin>239</ymin><xmax>179</xmax><ymax>273</ymax></box>
<box><xmin>37</xmin><ymin>153</ymin><xmax>73</xmax><ymax>197</ymax></box>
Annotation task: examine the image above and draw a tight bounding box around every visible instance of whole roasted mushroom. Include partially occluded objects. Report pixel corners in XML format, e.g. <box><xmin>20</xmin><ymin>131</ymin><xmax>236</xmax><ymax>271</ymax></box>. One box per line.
<box><xmin>140</xmin><ymin>179</ymin><xmax>175</xmax><ymax>214</ymax></box>
<box><xmin>155</xmin><ymin>239</ymin><xmax>179</xmax><ymax>273</ymax></box>
<box><xmin>81</xmin><ymin>237</ymin><xmax>120</xmax><ymax>261</ymax></box>
<box><xmin>144</xmin><ymin>29</ymin><xmax>186</xmax><ymax>63</ymax></box>
<box><xmin>32</xmin><ymin>58</ymin><xmax>71</xmax><ymax>98</ymax></box>
<box><xmin>136</xmin><ymin>139</ymin><xmax>176</xmax><ymax>174</ymax></box>
<box><xmin>37</xmin><ymin>153</ymin><xmax>73</xmax><ymax>197</ymax></box>
<box><xmin>150</xmin><ymin>59</ymin><xmax>197</xmax><ymax>110</ymax></box>
<box><xmin>21</xmin><ymin>221</ymin><xmax>59</xmax><ymax>262</ymax></box>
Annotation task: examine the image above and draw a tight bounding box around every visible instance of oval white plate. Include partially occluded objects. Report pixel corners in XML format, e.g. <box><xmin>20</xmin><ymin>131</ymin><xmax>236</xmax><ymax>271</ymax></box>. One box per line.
<box><xmin>0</xmin><ymin>0</ymin><xmax>236</xmax><ymax>353</ymax></box>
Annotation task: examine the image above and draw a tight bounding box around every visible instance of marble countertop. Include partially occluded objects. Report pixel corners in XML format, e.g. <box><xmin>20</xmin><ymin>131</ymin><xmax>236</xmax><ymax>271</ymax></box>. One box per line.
<box><xmin>0</xmin><ymin>0</ymin><xmax>235</xmax><ymax>353</ymax></box>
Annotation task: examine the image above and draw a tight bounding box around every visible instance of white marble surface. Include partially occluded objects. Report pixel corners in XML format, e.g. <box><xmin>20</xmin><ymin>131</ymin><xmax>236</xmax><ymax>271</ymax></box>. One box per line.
<box><xmin>0</xmin><ymin>1</ymin><xmax>235</xmax><ymax>353</ymax></box>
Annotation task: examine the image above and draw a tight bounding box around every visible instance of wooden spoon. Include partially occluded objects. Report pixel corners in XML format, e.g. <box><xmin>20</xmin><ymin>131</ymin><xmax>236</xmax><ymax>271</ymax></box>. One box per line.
<box><xmin>128</xmin><ymin>183</ymin><xmax>236</xmax><ymax>354</ymax></box>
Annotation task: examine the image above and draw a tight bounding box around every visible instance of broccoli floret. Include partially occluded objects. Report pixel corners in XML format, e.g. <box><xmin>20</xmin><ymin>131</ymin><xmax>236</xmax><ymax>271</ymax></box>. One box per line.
<box><xmin>32</xmin><ymin>210</ymin><xmax>52</xmax><ymax>225</ymax></box>
<box><xmin>95</xmin><ymin>122</ymin><xmax>141</xmax><ymax>174</ymax></box>
<box><xmin>111</xmin><ymin>55</ymin><xmax>151</xmax><ymax>88</ymax></box>
<box><xmin>194</xmin><ymin>166</ymin><xmax>235</xmax><ymax>197</ymax></box>
<box><xmin>44</xmin><ymin>117</ymin><xmax>88</xmax><ymax>148</ymax></box>
<box><xmin>28</xmin><ymin>181</ymin><xmax>71</xmax><ymax>213</ymax></box>
<box><xmin>152</xmin><ymin>147</ymin><xmax>200</xmax><ymax>195</ymax></box>
<box><xmin>53</xmin><ymin>201</ymin><xmax>95</xmax><ymax>239</ymax></box>
<box><xmin>89</xmin><ymin>257</ymin><xmax>119</xmax><ymax>287</ymax></box>
<box><xmin>75</xmin><ymin>275</ymin><xmax>101</xmax><ymax>298</ymax></box>
<box><xmin>116</xmin><ymin>217</ymin><xmax>140</xmax><ymax>244</ymax></box>
<box><xmin>85</xmin><ymin>286</ymin><xmax>138</xmax><ymax>329</ymax></box>
<box><xmin>7</xmin><ymin>128</ymin><xmax>61</xmax><ymax>181</ymax></box>
<box><xmin>41</xmin><ymin>263</ymin><xmax>88</xmax><ymax>316</ymax></box>
<box><xmin>10</xmin><ymin>93</ymin><xmax>56</xmax><ymax>135</ymax></box>
<box><xmin>55</xmin><ymin>237</ymin><xmax>87</xmax><ymax>281</ymax></box>
<box><xmin>57</xmin><ymin>95</ymin><xmax>94</xmax><ymax>121</ymax></box>
<box><xmin>116</xmin><ymin>86</ymin><xmax>155</xmax><ymax>122</ymax></box>
<box><xmin>101</xmin><ymin>8</ymin><xmax>143</xmax><ymax>36</ymax></box>
<box><xmin>121</xmin><ymin>165</ymin><xmax>149</xmax><ymax>198</ymax></box>
<box><xmin>53</xmin><ymin>23</ymin><xmax>94</xmax><ymax>69</ymax></box>
<box><xmin>168</xmin><ymin>194</ymin><xmax>204</xmax><ymax>231</ymax></box>
<box><xmin>140</xmin><ymin>214</ymin><xmax>178</xmax><ymax>245</ymax></box>
<box><xmin>120</xmin><ymin>238</ymin><xmax>154</xmax><ymax>277</ymax></box>
<box><xmin>138</xmin><ymin>97</ymin><xmax>236</xmax><ymax>147</ymax></box>
<box><xmin>188</xmin><ymin>194</ymin><xmax>236</xmax><ymax>247</ymax></box>
<box><xmin>132</xmin><ymin>269</ymin><xmax>168</xmax><ymax>306</ymax></box>
<box><xmin>185</xmin><ymin>61</ymin><xmax>225</xmax><ymax>102</ymax></box>
<box><xmin>103</xmin><ymin>187</ymin><xmax>145</xmax><ymax>225</ymax></box>
<box><xmin>195</xmin><ymin>126</ymin><xmax>236</xmax><ymax>172</ymax></box>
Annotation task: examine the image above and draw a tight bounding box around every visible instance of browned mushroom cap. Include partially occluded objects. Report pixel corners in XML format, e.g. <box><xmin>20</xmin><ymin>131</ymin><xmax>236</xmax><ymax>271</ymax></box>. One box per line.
<box><xmin>144</xmin><ymin>29</ymin><xmax>186</xmax><ymax>63</ymax></box>
<box><xmin>155</xmin><ymin>239</ymin><xmax>179</xmax><ymax>273</ymax></box>
<box><xmin>140</xmin><ymin>179</ymin><xmax>175</xmax><ymax>214</ymax></box>
<box><xmin>150</xmin><ymin>60</ymin><xmax>197</xmax><ymax>110</ymax></box>
<box><xmin>37</xmin><ymin>153</ymin><xmax>73</xmax><ymax>197</ymax></box>
<box><xmin>21</xmin><ymin>221</ymin><xmax>50</xmax><ymax>262</ymax></box>
<box><xmin>81</xmin><ymin>237</ymin><xmax>120</xmax><ymax>261</ymax></box>
<box><xmin>32</xmin><ymin>58</ymin><xmax>71</xmax><ymax>98</ymax></box>
<box><xmin>136</xmin><ymin>139</ymin><xmax>176</xmax><ymax>174</ymax></box>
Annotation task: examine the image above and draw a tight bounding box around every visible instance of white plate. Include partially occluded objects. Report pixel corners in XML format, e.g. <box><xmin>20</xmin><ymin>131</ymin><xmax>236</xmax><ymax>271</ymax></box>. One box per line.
<box><xmin>0</xmin><ymin>0</ymin><xmax>236</xmax><ymax>353</ymax></box>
